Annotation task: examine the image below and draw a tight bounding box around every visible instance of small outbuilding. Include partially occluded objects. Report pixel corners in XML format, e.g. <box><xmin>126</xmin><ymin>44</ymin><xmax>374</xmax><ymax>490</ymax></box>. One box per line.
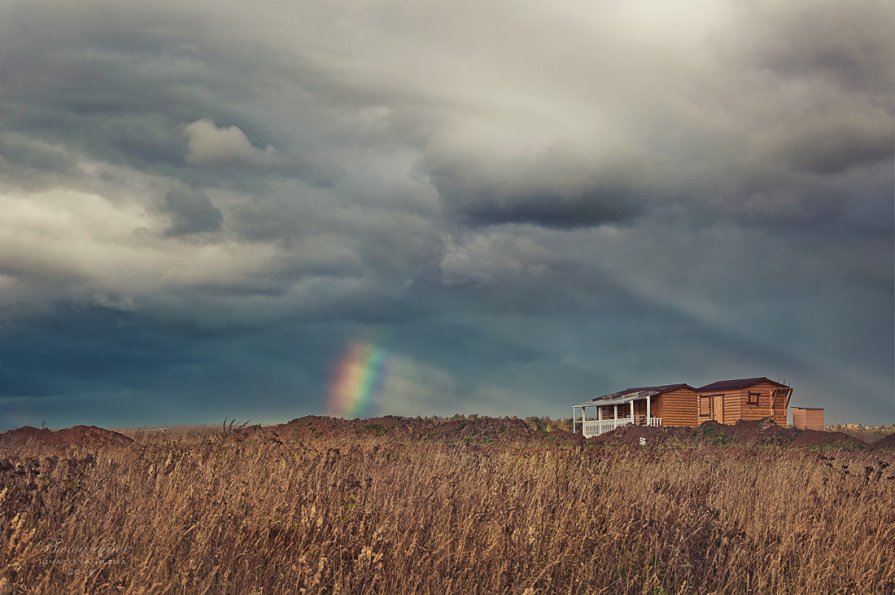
<box><xmin>792</xmin><ymin>407</ymin><xmax>825</xmax><ymax>431</ymax></box>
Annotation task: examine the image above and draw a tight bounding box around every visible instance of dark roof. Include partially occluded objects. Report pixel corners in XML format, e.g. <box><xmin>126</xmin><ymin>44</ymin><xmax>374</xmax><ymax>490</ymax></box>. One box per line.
<box><xmin>592</xmin><ymin>383</ymin><xmax>695</xmax><ymax>402</ymax></box>
<box><xmin>622</xmin><ymin>383</ymin><xmax>695</xmax><ymax>394</ymax></box>
<box><xmin>696</xmin><ymin>377</ymin><xmax>790</xmax><ymax>392</ymax></box>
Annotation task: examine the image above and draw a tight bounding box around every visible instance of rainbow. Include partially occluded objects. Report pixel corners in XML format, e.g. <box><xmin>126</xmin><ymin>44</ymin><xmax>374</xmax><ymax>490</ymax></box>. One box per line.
<box><xmin>327</xmin><ymin>341</ymin><xmax>390</xmax><ymax>418</ymax></box>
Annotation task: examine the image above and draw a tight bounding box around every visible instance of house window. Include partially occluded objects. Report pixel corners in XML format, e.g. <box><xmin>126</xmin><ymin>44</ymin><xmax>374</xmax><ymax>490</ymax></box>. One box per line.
<box><xmin>699</xmin><ymin>396</ymin><xmax>712</xmax><ymax>416</ymax></box>
<box><xmin>747</xmin><ymin>392</ymin><xmax>760</xmax><ymax>406</ymax></box>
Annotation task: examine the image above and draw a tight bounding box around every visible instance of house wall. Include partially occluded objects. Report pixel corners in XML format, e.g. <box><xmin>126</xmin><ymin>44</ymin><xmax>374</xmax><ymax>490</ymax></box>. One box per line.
<box><xmin>697</xmin><ymin>382</ymin><xmax>791</xmax><ymax>427</ymax></box>
<box><xmin>654</xmin><ymin>388</ymin><xmax>698</xmax><ymax>427</ymax></box>
<box><xmin>595</xmin><ymin>392</ymin><xmax>696</xmax><ymax>426</ymax></box>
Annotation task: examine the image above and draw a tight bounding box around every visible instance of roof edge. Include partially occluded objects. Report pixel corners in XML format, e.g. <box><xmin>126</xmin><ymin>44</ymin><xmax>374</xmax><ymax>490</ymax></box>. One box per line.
<box><xmin>696</xmin><ymin>377</ymin><xmax>791</xmax><ymax>392</ymax></box>
<box><xmin>590</xmin><ymin>382</ymin><xmax>697</xmax><ymax>403</ymax></box>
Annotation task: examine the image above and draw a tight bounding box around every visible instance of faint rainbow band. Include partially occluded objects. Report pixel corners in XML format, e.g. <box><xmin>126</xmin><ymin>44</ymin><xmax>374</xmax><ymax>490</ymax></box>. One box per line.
<box><xmin>327</xmin><ymin>341</ymin><xmax>390</xmax><ymax>418</ymax></box>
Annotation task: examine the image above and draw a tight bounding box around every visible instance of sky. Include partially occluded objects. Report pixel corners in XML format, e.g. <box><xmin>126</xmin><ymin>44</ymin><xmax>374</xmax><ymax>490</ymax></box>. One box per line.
<box><xmin>0</xmin><ymin>0</ymin><xmax>892</xmax><ymax>428</ymax></box>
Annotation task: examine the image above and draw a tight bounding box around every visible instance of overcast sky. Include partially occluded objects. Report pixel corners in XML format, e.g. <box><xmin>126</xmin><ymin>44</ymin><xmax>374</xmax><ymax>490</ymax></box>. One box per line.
<box><xmin>1</xmin><ymin>0</ymin><xmax>892</xmax><ymax>428</ymax></box>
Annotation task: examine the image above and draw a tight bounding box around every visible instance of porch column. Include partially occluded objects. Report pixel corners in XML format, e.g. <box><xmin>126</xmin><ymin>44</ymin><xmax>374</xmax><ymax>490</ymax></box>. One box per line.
<box><xmin>646</xmin><ymin>396</ymin><xmax>651</xmax><ymax>426</ymax></box>
<box><xmin>613</xmin><ymin>404</ymin><xmax>618</xmax><ymax>420</ymax></box>
<box><xmin>629</xmin><ymin>400</ymin><xmax>634</xmax><ymax>422</ymax></box>
<box><xmin>598</xmin><ymin>406</ymin><xmax>603</xmax><ymax>421</ymax></box>
<box><xmin>572</xmin><ymin>407</ymin><xmax>577</xmax><ymax>434</ymax></box>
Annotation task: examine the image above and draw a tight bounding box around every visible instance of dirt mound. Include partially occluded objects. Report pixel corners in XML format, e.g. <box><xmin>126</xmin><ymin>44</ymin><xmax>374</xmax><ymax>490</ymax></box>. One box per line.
<box><xmin>714</xmin><ymin>418</ymin><xmax>793</xmax><ymax>445</ymax></box>
<box><xmin>700</xmin><ymin>419</ymin><xmax>867</xmax><ymax>447</ymax></box>
<box><xmin>791</xmin><ymin>429</ymin><xmax>864</xmax><ymax>448</ymax></box>
<box><xmin>0</xmin><ymin>425</ymin><xmax>133</xmax><ymax>449</ymax></box>
<box><xmin>422</xmin><ymin>417</ymin><xmax>538</xmax><ymax>443</ymax></box>
<box><xmin>542</xmin><ymin>429</ymin><xmax>585</xmax><ymax>447</ymax></box>
<box><xmin>872</xmin><ymin>433</ymin><xmax>895</xmax><ymax>449</ymax></box>
<box><xmin>281</xmin><ymin>415</ymin><xmax>356</xmax><ymax>439</ymax></box>
<box><xmin>586</xmin><ymin>419</ymin><xmax>869</xmax><ymax>448</ymax></box>
<box><xmin>239</xmin><ymin>415</ymin><xmax>566</xmax><ymax>445</ymax></box>
<box><xmin>836</xmin><ymin>429</ymin><xmax>893</xmax><ymax>444</ymax></box>
<box><xmin>587</xmin><ymin>424</ymin><xmax>671</xmax><ymax>446</ymax></box>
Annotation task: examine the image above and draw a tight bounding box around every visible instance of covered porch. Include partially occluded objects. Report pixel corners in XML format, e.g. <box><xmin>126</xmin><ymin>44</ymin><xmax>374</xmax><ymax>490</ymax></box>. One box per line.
<box><xmin>572</xmin><ymin>391</ymin><xmax>662</xmax><ymax>438</ymax></box>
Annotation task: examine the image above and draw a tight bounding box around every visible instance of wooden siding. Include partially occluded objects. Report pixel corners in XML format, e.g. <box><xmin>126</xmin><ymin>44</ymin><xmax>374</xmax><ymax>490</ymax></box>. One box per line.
<box><xmin>772</xmin><ymin>390</ymin><xmax>789</xmax><ymax>426</ymax></box>
<box><xmin>723</xmin><ymin>393</ymin><xmax>741</xmax><ymax>425</ymax></box>
<box><xmin>594</xmin><ymin>390</ymin><xmax>697</xmax><ymax>427</ymax></box>
<box><xmin>655</xmin><ymin>388</ymin><xmax>697</xmax><ymax>427</ymax></box>
<box><xmin>792</xmin><ymin>408</ymin><xmax>824</xmax><ymax>430</ymax></box>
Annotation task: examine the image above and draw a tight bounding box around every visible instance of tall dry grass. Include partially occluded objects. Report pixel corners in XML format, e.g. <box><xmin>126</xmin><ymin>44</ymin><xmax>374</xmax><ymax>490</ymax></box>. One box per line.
<box><xmin>1</xmin><ymin>432</ymin><xmax>893</xmax><ymax>593</ymax></box>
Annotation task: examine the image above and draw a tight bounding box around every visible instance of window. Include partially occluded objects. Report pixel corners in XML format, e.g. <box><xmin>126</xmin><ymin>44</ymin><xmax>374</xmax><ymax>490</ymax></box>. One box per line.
<box><xmin>699</xmin><ymin>396</ymin><xmax>712</xmax><ymax>416</ymax></box>
<box><xmin>747</xmin><ymin>392</ymin><xmax>760</xmax><ymax>406</ymax></box>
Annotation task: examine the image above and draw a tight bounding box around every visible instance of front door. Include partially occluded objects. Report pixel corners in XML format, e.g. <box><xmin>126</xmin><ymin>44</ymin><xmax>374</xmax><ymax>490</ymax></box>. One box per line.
<box><xmin>712</xmin><ymin>395</ymin><xmax>724</xmax><ymax>423</ymax></box>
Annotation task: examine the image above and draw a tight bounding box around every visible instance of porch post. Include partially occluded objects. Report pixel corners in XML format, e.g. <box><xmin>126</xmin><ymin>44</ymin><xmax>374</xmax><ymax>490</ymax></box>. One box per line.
<box><xmin>646</xmin><ymin>396</ymin><xmax>651</xmax><ymax>426</ymax></box>
<box><xmin>613</xmin><ymin>404</ymin><xmax>618</xmax><ymax>420</ymax></box>
<box><xmin>598</xmin><ymin>405</ymin><xmax>603</xmax><ymax>421</ymax></box>
<box><xmin>572</xmin><ymin>407</ymin><xmax>577</xmax><ymax>434</ymax></box>
<box><xmin>629</xmin><ymin>400</ymin><xmax>634</xmax><ymax>423</ymax></box>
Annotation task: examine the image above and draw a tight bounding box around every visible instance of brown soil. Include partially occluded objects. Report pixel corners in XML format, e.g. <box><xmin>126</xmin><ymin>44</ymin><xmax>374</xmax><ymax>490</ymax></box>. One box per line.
<box><xmin>235</xmin><ymin>415</ymin><xmax>579</xmax><ymax>446</ymax></box>
<box><xmin>836</xmin><ymin>429</ymin><xmax>893</xmax><ymax>444</ymax></box>
<box><xmin>791</xmin><ymin>429</ymin><xmax>864</xmax><ymax>447</ymax></box>
<box><xmin>422</xmin><ymin>417</ymin><xmax>538</xmax><ymax>442</ymax></box>
<box><xmin>587</xmin><ymin>424</ymin><xmax>671</xmax><ymax>446</ymax></box>
<box><xmin>0</xmin><ymin>425</ymin><xmax>133</xmax><ymax>449</ymax></box>
<box><xmin>872</xmin><ymin>433</ymin><xmax>895</xmax><ymax>449</ymax></box>
<box><xmin>543</xmin><ymin>429</ymin><xmax>586</xmax><ymax>447</ymax></box>
<box><xmin>715</xmin><ymin>418</ymin><xmax>793</xmax><ymax>445</ymax></box>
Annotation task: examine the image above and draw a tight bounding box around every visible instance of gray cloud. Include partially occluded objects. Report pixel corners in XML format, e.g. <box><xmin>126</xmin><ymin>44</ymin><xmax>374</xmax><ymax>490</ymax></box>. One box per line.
<box><xmin>718</xmin><ymin>0</ymin><xmax>895</xmax><ymax>94</ymax></box>
<box><xmin>184</xmin><ymin>119</ymin><xmax>277</xmax><ymax>166</ymax></box>
<box><xmin>164</xmin><ymin>189</ymin><xmax>223</xmax><ymax>236</ymax></box>
<box><xmin>754</xmin><ymin>116</ymin><xmax>893</xmax><ymax>175</ymax></box>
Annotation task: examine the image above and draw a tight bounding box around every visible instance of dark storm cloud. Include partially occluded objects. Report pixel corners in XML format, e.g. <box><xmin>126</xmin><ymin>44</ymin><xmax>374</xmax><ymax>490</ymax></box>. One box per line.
<box><xmin>163</xmin><ymin>189</ymin><xmax>223</xmax><ymax>236</ymax></box>
<box><xmin>0</xmin><ymin>2</ymin><xmax>339</xmax><ymax>191</ymax></box>
<box><xmin>0</xmin><ymin>133</ymin><xmax>82</xmax><ymax>189</ymax></box>
<box><xmin>720</xmin><ymin>0</ymin><xmax>894</xmax><ymax>94</ymax></box>
<box><xmin>433</xmin><ymin>177</ymin><xmax>645</xmax><ymax>229</ymax></box>
<box><xmin>763</xmin><ymin>120</ymin><xmax>893</xmax><ymax>176</ymax></box>
<box><xmin>460</xmin><ymin>190</ymin><xmax>640</xmax><ymax>229</ymax></box>
<box><xmin>0</xmin><ymin>304</ymin><xmax>342</xmax><ymax>427</ymax></box>
<box><xmin>1</xmin><ymin>0</ymin><xmax>892</xmax><ymax>428</ymax></box>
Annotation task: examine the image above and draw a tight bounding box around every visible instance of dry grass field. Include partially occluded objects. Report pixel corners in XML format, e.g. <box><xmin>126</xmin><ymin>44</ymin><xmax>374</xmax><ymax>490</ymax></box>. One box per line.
<box><xmin>2</xmin><ymin>419</ymin><xmax>894</xmax><ymax>594</ymax></box>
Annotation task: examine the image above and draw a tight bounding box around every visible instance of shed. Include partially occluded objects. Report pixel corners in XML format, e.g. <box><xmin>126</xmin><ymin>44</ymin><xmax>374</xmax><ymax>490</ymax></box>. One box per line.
<box><xmin>792</xmin><ymin>407</ymin><xmax>825</xmax><ymax>431</ymax></box>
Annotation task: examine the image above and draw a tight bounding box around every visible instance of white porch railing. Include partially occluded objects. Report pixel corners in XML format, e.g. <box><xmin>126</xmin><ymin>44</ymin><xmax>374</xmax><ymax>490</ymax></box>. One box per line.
<box><xmin>583</xmin><ymin>418</ymin><xmax>632</xmax><ymax>438</ymax></box>
<box><xmin>581</xmin><ymin>417</ymin><xmax>663</xmax><ymax>437</ymax></box>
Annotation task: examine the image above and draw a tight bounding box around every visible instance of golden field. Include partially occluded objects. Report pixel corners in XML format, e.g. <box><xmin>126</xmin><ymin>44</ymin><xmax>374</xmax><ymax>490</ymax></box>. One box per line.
<box><xmin>1</xmin><ymin>419</ymin><xmax>894</xmax><ymax>594</ymax></box>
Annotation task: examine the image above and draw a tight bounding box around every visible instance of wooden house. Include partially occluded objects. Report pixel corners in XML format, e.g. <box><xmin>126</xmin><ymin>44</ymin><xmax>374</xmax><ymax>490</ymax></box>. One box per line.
<box><xmin>573</xmin><ymin>377</ymin><xmax>794</xmax><ymax>437</ymax></box>
<box><xmin>696</xmin><ymin>377</ymin><xmax>792</xmax><ymax>427</ymax></box>
<box><xmin>571</xmin><ymin>383</ymin><xmax>697</xmax><ymax>438</ymax></box>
